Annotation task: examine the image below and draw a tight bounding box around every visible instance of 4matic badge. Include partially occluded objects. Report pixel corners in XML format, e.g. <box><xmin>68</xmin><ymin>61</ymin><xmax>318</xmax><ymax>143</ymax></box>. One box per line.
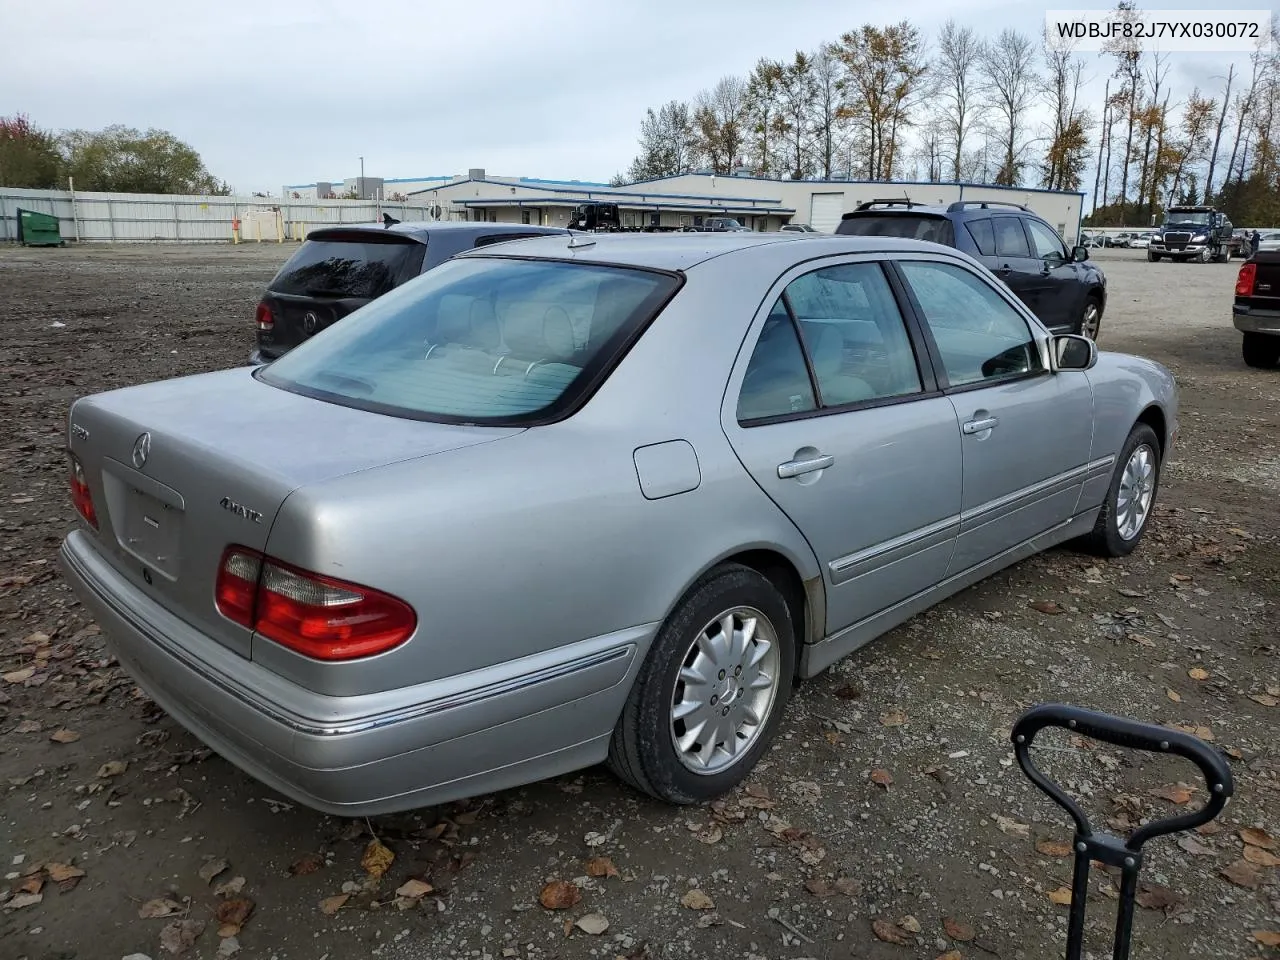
<box><xmin>220</xmin><ymin>496</ymin><xmax>264</xmax><ymax>524</ymax></box>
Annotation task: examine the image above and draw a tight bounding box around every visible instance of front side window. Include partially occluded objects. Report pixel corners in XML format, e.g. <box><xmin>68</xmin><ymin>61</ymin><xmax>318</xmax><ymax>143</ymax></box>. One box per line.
<box><xmin>1025</xmin><ymin>219</ymin><xmax>1068</xmax><ymax>261</ymax></box>
<box><xmin>259</xmin><ymin>257</ymin><xmax>679</xmax><ymax>423</ymax></box>
<box><xmin>898</xmin><ymin>260</ymin><xmax>1045</xmax><ymax>387</ymax></box>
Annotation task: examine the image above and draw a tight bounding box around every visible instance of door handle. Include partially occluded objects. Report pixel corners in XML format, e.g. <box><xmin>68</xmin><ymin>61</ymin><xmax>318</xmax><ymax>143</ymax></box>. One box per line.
<box><xmin>777</xmin><ymin>453</ymin><xmax>834</xmax><ymax>478</ymax></box>
<box><xmin>962</xmin><ymin>417</ymin><xmax>999</xmax><ymax>435</ymax></box>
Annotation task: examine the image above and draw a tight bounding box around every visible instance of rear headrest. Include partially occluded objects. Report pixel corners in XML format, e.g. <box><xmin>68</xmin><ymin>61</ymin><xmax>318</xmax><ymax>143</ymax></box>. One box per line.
<box><xmin>542</xmin><ymin>306</ymin><xmax>576</xmax><ymax>362</ymax></box>
<box><xmin>502</xmin><ymin>304</ymin><xmax>547</xmax><ymax>360</ymax></box>
<box><xmin>468</xmin><ymin>299</ymin><xmax>501</xmax><ymax>351</ymax></box>
<box><xmin>434</xmin><ymin>294</ymin><xmax>472</xmax><ymax>344</ymax></box>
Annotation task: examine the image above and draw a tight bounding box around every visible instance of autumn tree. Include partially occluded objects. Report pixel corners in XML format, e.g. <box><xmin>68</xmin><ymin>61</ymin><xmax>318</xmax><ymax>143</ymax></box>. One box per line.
<box><xmin>626</xmin><ymin>100</ymin><xmax>699</xmax><ymax>181</ymax></box>
<box><xmin>745</xmin><ymin>59</ymin><xmax>785</xmax><ymax>176</ymax></box>
<box><xmin>777</xmin><ymin>51</ymin><xmax>817</xmax><ymax>178</ymax></box>
<box><xmin>810</xmin><ymin>43</ymin><xmax>847</xmax><ymax>178</ymax></box>
<box><xmin>1104</xmin><ymin>0</ymin><xmax>1145</xmax><ymax>223</ymax></box>
<box><xmin>693</xmin><ymin>76</ymin><xmax>749</xmax><ymax>174</ymax></box>
<box><xmin>0</xmin><ymin>113</ymin><xmax>61</xmax><ymax>188</ymax></box>
<box><xmin>979</xmin><ymin>28</ymin><xmax>1038</xmax><ymax>186</ymax></box>
<box><xmin>933</xmin><ymin>20</ymin><xmax>985</xmax><ymax>182</ymax></box>
<box><xmin>1041</xmin><ymin>33</ymin><xmax>1092</xmax><ymax>191</ymax></box>
<box><xmin>1166</xmin><ymin>90</ymin><xmax>1217</xmax><ymax>200</ymax></box>
<box><xmin>835</xmin><ymin>22</ymin><xmax>929</xmax><ymax>180</ymax></box>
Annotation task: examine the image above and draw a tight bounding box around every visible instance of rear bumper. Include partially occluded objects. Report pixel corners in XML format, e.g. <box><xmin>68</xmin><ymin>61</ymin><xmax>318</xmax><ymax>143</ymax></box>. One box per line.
<box><xmin>59</xmin><ymin>530</ymin><xmax>646</xmax><ymax>816</ymax></box>
<box><xmin>1233</xmin><ymin>304</ymin><xmax>1280</xmax><ymax>335</ymax></box>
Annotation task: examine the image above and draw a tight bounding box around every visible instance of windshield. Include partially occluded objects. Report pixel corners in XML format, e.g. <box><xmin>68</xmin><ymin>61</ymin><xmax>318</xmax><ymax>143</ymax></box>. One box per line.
<box><xmin>258</xmin><ymin>256</ymin><xmax>680</xmax><ymax>424</ymax></box>
<box><xmin>270</xmin><ymin>237</ymin><xmax>426</xmax><ymax>298</ymax></box>
<box><xmin>1164</xmin><ymin>211</ymin><xmax>1211</xmax><ymax>227</ymax></box>
<box><xmin>837</xmin><ymin>215</ymin><xmax>956</xmax><ymax>245</ymax></box>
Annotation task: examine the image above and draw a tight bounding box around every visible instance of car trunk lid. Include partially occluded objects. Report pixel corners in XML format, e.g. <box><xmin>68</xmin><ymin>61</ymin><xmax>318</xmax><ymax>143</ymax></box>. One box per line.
<box><xmin>67</xmin><ymin>367</ymin><xmax>520</xmax><ymax>658</ymax></box>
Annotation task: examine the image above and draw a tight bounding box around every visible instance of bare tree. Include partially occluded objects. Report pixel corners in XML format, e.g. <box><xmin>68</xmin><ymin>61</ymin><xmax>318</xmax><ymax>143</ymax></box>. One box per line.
<box><xmin>1205</xmin><ymin>65</ymin><xmax>1235</xmax><ymax>200</ymax></box>
<box><xmin>934</xmin><ymin>20</ymin><xmax>985</xmax><ymax>181</ymax></box>
<box><xmin>979</xmin><ymin>28</ymin><xmax>1038</xmax><ymax>186</ymax></box>
<box><xmin>1041</xmin><ymin>32</ymin><xmax>1092</xmax><ymax>191</ymax></box>
<box><xmin>694</xmin><ymin>76</ymin><xmax>749</xmax><ymax>174</ymax></box>
<box><xmin>777</xmin><ymin>51</ymin><xmax>817</xmax><ymax>179</ymax></box>
<box><xmin>626</xmin><ymin>100</ymin><xmax>700</xmax><ymax>181</ymax></box>
<box><xmin>835</xmin><ymin>22</ymin><xmax>929</xmax><ymax>180</ymax></box>
<box><xmin>810</xmin><ymin>43</ymin><xmax>846</xmax><ymax>178</ymax></box>
<box><xmin>1137</xmin><ymin>50</ymin><xmax>1172</xmax><ymax>218</ymax></box>
<box><xmin>1104</xmin><ymin>0</ymin><xmax>1144</xmax><ymax>223</ymax></box>
<box><xmin>1092</xmin><ymin>78</ymin><xmax>1111</xmax><ymax>213</ymax></box>
<box><xmin>745</xmin><ymin>58</ymin><xmax>785</xmax><ymax>176</ymax></box>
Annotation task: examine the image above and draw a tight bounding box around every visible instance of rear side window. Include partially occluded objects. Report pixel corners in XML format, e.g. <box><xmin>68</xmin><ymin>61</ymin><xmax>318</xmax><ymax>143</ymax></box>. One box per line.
<box><xmin>965</xmin><ymin>218</ymin><xmax>996</xmax><ymax>256</ymax></box>
<box><xmin>837</xmin><ymin>215</ymin><xmax>955</xmax><ymax>246</ymax></box>
<box><xmin>993</xmin><ymin>217</ymin><xmax>1031</xmax><ymax>258</ymax></box>
<box><xmin>270</xmin><ymin>237</ymin><xmax>426</xmax><ymax>298</ymax></box>
<box><xmin>258</xmin><ymin>257</ymin><xmax>679</xmax><ymax>424</ymax></box>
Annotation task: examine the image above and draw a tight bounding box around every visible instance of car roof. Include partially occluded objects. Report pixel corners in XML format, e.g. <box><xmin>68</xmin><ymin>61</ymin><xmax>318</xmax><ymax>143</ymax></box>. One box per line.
<box><xmin>451</xmin><ymin>231</ymin><xmax>962</xmax><ymax>272</ymax></box>
<box><xmin>309</xmin><ymin>221</ymin><xmax>570</xmax><ymax>241</ymax></box>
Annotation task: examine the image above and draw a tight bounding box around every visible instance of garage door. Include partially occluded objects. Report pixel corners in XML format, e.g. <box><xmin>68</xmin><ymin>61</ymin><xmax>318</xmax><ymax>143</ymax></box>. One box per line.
<box><xmin>809</xmin><ymin>193</ymin><xmax>845</xmax><ymax>233</ymax></box>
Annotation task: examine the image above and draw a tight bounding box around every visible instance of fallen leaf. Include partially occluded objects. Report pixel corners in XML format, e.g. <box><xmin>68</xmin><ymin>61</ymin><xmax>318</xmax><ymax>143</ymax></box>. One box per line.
<box><xmin>18</xmin><ymin>875</ymin><xmax>43</xmax><ymax>895</ymax></box>
<box><xmin>46</xmin><ymin>862</ymin><xmax>85</xmax><ymax>885</ymax></box>
<box><xmin>872</xmin><ymin>918</ymin><xmax>913</xmax><ymax>945</ymax></box>
<box><xmin>937</xmin><ymin>953</ymin><xmax>964</xmax><ymax>960</ymax></box>
<box><xmin>1253</xmin><ymin>931</ymin><xmax>1280</xmax><ymax>947</ymax></box>
<box><xmin>159</xmin><ymin>918</ymin><xmax>205</xmax><ymax>955</ymax></box>
<box><xmin>898</xmin><ymin>915</ymin><xmax>922</xmax><ymax>934</ymax></box>
<box><xmin>943</xmin><ymin>917</ymin><xmax>976</xmax><ymax>941</ymax></box>
<box><xmin>49</xmin><ymin>728</ymin><xmax>80</xmax><ymax>744</ymax></box>
<box><xmin>213</xmin><ymin>877</ymin><xmax>245</xmax><ymax>897</ymax></box>
<box><xmin>1030</xmin><ymin>600</ymin><xmax>1064</xmax><ymax>614</ymax></box>
<box><xmin>805</xmin><ymin>878</ymin><xmax>836</xmax><ymax>897</ymax></box>
<box><xmin>1244</xmin><ymin>846</ymin><xmax>1280</xmax><ymax>867</ymax></box>
<box><xmin>1188</xmin><ymin>667</ymin><xmax>1211</xmax><ymax>681</ymax></box>
<box><xmin>14</xmin><ymin>719</ymin><xmax>40</xmax><ymax>733</ymax></box>
<box><xmin>539</xmin><ymin>880</ymin><xmax>581</xmax><ymax>910</ymax></box>
<box><xmin>1149</xmin><ymin>783</ymin><xmax>1195</xmax><ymax>804</ymax></box>
<box><xmin>833</xmin><ymin>877</ymin><xmax>862</xmax><ymax>897</ymax></box>
<box><xmin>199</xmin><ymin>858</ymin><xmax>229</xmax><ymax>884</ymax></box>
<box><xmin>319</xmin><ymin>894</ymin><xmax>348</xmax><ymax>915</ymax></box>
<box><xmin>1241</xmin><ymin>828</ymin><xmax>1277</xmax><ymax>851</ymax></box>
<box><xmin>1178</xmin><ymin>837</ymin><xmax>1216</xmax><ymax>857</ymax></box>
<box><xmin>395</xmin><ymin>878</ymin><xmax>434</xmax><ymax>899</ymax></box>
<box><xmin>584</xmin><ymin>857</ymin><xmax>620</xmax><ymax>879</ymax></box>
<box><xmin>1220</xmin><ymin>859</ymin><xmax>1263</xmax><ymax>889</ymax></box>
<box><xmin>360</xmin><ymin>839</ymin><xmax>394</xmax><ymax>879</ymax></box>
<box><xmin>214</xmin><ymin>898</ymin><xmax>253</xmax><ymax>937</ymax></box>
<box><xmin>96</xmin><ymin>760</ymin><xmax>128</xmax><ymax>778</ymax></box>
<box><xmin>139</xmin><ymin>898</ymin><xmax>184</xmax><ymax>919</ymax></box>
<box><xmin>880</xmin><ymin>708</ymin><xmax>908</xmax><ymax>727</ymax></box>
<box><xmin>1134</xmin><ymin>883</ymin><xmax>1186</xmax><ymax>912</ymax></box>
<box><xmin>3</xmin><ymin>667</ymin><xmax>35</xmax><ymax>684</ymax></box>
<box><xmin>288</xmin><ymin>853</ymin><xmax>324</xmax><ymax>876</ymax></box>
<box><xmin>575</xmin><ymin>913</ymin><xmax>609</xmax><ymax>935</ymax></box>
<box><xmin>4</xmin><ymin>891</ymin><xmax>42</xmax><ymax>910</ymax></box>
<box><xmin>994</xmin><ymin>815</ymin><xmax>1030</xmax><ymax>838</ymax></box>
<box><xmin>1035</xmin><ymin>838</ymin><xmax>1073</xmax><ymax>858</ymax></box>
<box><xmin>834</xmin><ymin>684</ymin><xmax>861</xmax><ymax>700</ymax></box>
<box><xmin>870</xmin><ymin>768</ymin><xmax>894</xmax><ymax>788</ymax></box>
<box><xmin>696</xmin><ymin>823</ymin><xmax>723</xmax><ymax>845</ymax></box>
<box><xmin>1166</xmin><ymin>688</ymin><xmax>1182</xmax><ymax>703</ymax></box>
<box><xmin>1269</xmin><ymin>684</ymin><xmax>1280</xmax><ymax>698</ymax></box>
<box><xmin>680</xmin><ymin>889</ymin><xmax>715</xmax><ymax>911</ymax></box>
<box><xmin>1048</xmin><ymin>887</ymin><xmax>1073</xmax><ymax>905</ymax></box>
<box><xmin>217</xmin><ymin>936</ymin><xmax>241</xmax><ymax>959</ymax></box>
<box><xmin>1198</xmin><ymin>822</ymin><xmax>1224</xmax><ymax>837</ymax></box>
<box><xmin>1249</xmin><ymin>693</ymin><xmax>1279</xmax><ymax>707</ymax></box>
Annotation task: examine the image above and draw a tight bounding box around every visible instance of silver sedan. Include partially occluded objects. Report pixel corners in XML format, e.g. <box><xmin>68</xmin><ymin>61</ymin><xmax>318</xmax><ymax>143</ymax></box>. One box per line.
<box><xmin>59</xmin><ymin>232</ymin><xmax>1177</xmax><ymax>814</ymax></box>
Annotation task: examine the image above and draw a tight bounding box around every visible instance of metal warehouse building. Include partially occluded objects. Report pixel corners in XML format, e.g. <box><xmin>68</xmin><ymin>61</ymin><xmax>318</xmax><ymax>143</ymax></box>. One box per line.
<box><xmin>348</xmin><ymin>168</ymin><xmax>1086</xmax><ymax>242</ymax></box>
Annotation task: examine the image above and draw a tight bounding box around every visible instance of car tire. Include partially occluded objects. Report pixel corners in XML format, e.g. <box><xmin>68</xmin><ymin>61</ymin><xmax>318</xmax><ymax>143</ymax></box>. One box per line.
<box><xmin>1197</xmin><ymin>247</ymin><xmax>1212</xmax><ymax>263</ymax></box>
<box><xmin>1242</xmin><ymin>332</ymin><xmax>1280</xmax><ymax>368</ymax></box>
<box><xmin>1079</xmin><ymin>423</ymin><xmax>1162</xmax><ymax>558</ymax></box>
<box><xmin>1079</xmin><ymin>295</ymin><xmax>1103</xmax><ymax>340</ymax></box>
<box><xmin>1147</xmin><ymin>252</ymin><xmax>1161</xmax><ymax>262</ymax></box>
<box><xmin>606</xmin><ymin>564</ymin><xmax>796</xmax><ymax>804</ymax></box>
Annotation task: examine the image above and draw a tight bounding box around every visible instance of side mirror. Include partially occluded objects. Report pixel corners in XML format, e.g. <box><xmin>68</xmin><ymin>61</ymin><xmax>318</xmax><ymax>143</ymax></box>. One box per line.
<box><xmin>1072</xmin><ymin>245</ymin><xmax>1090</xmax><ymax>261</ymax></box>
<box><xmin>1053</xmin><ymin>334</ymin><xmax>1097</xmax><ymax>371</ymax></box>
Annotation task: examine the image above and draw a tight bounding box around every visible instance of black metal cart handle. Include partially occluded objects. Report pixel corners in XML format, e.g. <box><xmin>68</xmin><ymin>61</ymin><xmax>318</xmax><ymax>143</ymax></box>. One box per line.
<box><xmin>1011</xmin><ymin>703</ymin><xmax>1234</xmax><ymax>850</ymax></box>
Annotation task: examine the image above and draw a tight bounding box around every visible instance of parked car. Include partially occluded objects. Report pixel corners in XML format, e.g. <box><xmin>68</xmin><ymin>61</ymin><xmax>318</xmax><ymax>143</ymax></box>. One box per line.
<box><xmin>1233</xmin><ymin>252</ymin><xmax>1280</xmax><ymax>367</ymax></box>
<box><xmin>780</xmin><ymin>222</ymin><xmax>818</xmax><ymax>233</ymax></box>
<box><xmin>836</xmin><ymin>199</ymin><xmax>1108</xmax><ymax>339</ymax></box>
<box><xmin>1130</xmin><ymin>233</ymin><xmax>1152</xmax><ymax>249</ymax></box>
<box><xmin>250</xmin><ymin>220</ymin><xmax>571</xmax><ymax>363</ymax></box>
<box><xmin>60</xmin><ymin>232</ymin><xmax>1176</xmax><ymax>815</ymax></box>
<box><xmin>1255</xmin><ymin>230</ymin><xmax>1280</xmax><ymax>253</ymax></box>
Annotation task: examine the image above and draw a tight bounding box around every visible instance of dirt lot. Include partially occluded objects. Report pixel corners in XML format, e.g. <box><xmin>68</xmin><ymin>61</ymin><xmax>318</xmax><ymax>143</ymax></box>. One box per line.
<box><xmin>0</xmin><ymin>242</ymin><xmax>1276</xmax><ymax>960</ymax></box>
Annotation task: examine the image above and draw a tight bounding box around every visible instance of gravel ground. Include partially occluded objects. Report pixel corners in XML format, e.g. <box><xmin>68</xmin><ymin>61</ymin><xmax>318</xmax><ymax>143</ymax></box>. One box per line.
<box><xmin>0</xmin><ymin>243</ymin><xmax>1276</xmax><ymax>960</ymax></box>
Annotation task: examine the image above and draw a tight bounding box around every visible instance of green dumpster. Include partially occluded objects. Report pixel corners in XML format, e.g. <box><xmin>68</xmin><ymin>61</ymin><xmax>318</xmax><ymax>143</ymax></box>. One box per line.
<box><xmin>16</xmin><ymin>207</ymin><xmax>64</xmax><ymax>247</ymax></box>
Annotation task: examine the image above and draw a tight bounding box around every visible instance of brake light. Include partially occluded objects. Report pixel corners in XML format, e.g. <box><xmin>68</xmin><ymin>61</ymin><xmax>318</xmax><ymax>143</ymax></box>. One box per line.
<box><xmin>1236</xmin><ymin>262</ymin><xmax>1257</xmax><ymax>297</ymax></box>
<box><xmin>214</xmin><ymin>547</ymin><xmax>416</xmax><ymax>660</ymax></box>
<box><xmin>255</xmin><ymin>302</ymin><xmax>274</xmax><ymax>331</ymax></box>
<box><xmin>68</xmin><ymin>454</ymin><xmax>97</xmax><ymax>529</ymax></box>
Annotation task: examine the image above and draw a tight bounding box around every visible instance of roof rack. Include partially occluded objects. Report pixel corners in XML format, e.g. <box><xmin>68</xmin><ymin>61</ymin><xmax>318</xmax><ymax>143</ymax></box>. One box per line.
<box><xmin>854</xmin><ymin>199</ymin><xmax>925</xmax><ymax>211</ymax></box>
<box><xmin>945</xmin><ymin>200</ymin><xmax>1029</xmax><ymax>213</ymax></box>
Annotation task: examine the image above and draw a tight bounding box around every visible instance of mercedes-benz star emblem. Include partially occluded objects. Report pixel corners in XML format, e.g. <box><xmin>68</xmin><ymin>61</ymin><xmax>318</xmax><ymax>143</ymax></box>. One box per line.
<box><xmin>131</xmin><ymin>432</ymin><xmax>151</xmax><ymax>470</ymax></box>
<box><xmin>302</xmin><ymin>311</ymin><xmax>318</xmax><ymax>334</ymax></box>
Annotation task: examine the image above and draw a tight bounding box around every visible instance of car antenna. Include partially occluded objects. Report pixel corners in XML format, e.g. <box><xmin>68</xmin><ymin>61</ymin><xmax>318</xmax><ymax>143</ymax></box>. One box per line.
<box><xmin>382</xmin><ymin>213</ymin><xmax>401</xmax><ymax>228</ymax></box>
<box><xmin>567</xmin><ymin>232</ymin><xmax>596</xmax><ymax>249</ymax></box>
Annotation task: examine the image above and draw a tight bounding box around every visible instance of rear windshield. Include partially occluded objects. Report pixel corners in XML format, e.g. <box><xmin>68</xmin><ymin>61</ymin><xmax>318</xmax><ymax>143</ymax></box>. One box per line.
<box><xmin>837</xmin><ymin>215</ymin><xmax>956</xmax><ymax>245</ymax></box>
<box><xmin>257</xmin><ymin>256</ymin><xmax>680</xmax><ymax>424</ymax></box>
<box><xmin>269</xmin><ymin>236</ymin><xmax>426</xmax><ymax>299</ymax></box>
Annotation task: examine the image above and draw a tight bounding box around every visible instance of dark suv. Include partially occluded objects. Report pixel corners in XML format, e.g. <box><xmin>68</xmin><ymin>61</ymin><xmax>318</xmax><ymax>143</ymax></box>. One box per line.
<box><xmin>836</xmin><ymin>200</ymin><xmax>1107</xmax><ymax>340</ymax></box>
<box><xmin>251</xmin><ymin>220</ymin><xmax>570</xmax><ymax>363</ymax></box>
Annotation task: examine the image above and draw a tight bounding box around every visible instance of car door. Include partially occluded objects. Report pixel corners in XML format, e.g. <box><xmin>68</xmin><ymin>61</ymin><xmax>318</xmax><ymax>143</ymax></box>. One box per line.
<box><xmin>722</xmin><ymin>258</ymin><xmax>963</xmax><ymax>636</ymax></box>
<box><xmin>893</xmin><ymin>256</ymin><xmax>1094</xmax><ymax>574</ymax></box>
<box><xmin>988</xmin><ymin>215</ymin><xmax>1043</xmax><ymax>316</ymax></box>
<box><xmin>1022</xmin><ymin>217</ymin><xmax>1081</xmax><ymax>332</ymax></box>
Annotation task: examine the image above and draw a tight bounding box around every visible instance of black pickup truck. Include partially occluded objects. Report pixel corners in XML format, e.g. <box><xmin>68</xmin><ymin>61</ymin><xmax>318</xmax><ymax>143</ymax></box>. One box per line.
<box><xmin>1233</xmin><ymin>253</ymin><xmax>1280</xmax><ymax>367</ymax></box>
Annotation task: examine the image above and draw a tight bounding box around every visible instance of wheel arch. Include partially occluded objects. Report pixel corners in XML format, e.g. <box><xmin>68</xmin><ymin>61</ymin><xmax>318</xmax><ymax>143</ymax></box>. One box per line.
<box><xmin>1136</xmin><ymin>403</ymin><xmax>1169</xmax><ymax>457</ymax></box>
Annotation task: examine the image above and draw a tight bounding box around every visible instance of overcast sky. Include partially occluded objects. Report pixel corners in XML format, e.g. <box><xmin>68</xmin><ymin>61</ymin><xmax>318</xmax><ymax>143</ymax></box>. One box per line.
<box><xmin>3</xmin><ymin>0</ymin><xmax>1266</xmax><ymax>195</ymax></box>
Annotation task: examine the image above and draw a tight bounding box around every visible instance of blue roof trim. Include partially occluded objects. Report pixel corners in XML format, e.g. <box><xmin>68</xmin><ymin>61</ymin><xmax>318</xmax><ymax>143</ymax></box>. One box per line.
<box><xmin>623</xmin><ymin>172</ymin><xmax>1085</xmax><ymax>199</ymax></box>
<box><xmin>405</xmin><ymin>178</ymin><xmax>783</xmax><ymax>205</ymax></box>
<box><xmin>451</xmin><ymin>197</ymin><xmax>796</xmax><ymax>214</ymax></box>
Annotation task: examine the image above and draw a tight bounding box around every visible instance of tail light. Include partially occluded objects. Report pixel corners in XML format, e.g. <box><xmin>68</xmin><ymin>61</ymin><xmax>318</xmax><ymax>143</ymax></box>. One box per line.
<box><xmin>215</xmin><ymin>546</ymin><xmax>416</xmax><ymax>661</ymax></box>
<box><xmin>1236</xmin><ymin>262</ymin><xmax>1257</xmax><ymax>297</ymax></box>
<box><xmin>255</xmin><ymin>302</ymin><xmax>275</xmax><ymax>331</ymax></box>
<box><xmin>68</xmin><ymin>454</ymin><xmax>98</xmax><ymax>529</ymax></box>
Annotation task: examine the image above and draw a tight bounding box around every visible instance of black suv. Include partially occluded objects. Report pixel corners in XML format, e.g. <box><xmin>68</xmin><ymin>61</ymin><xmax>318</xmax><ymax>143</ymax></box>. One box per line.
<box><xmin>251</xmin><ymin>220</ymin><xmax>571</xmax><ymax>363</ymax></box>
<box><xmin>836</xmin><ymin>199</ymin><xmax>1107</xmax><ymax>340</ymax></box>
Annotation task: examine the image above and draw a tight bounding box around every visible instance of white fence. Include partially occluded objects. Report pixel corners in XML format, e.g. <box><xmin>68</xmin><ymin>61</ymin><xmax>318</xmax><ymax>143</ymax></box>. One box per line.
<box><xmin>0</xmin><ymin>186</ymin><xmax>454</xmax><ymax>244</ymax></box>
